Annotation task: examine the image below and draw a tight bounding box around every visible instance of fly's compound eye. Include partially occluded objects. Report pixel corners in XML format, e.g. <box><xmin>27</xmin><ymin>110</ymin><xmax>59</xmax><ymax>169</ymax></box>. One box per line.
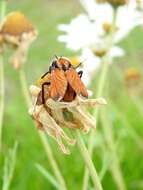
<box><xmin>51</xmin><ymin>60</ymin><xmax>58</xmax><ymax>68</ymax></box>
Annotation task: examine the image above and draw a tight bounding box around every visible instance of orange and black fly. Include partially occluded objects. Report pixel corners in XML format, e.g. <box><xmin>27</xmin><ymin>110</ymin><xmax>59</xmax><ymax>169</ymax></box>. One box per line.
<box><xmin>36</xmin><ymin>56</ymin><xmax>88</xmax><ymax>104</ymax></box>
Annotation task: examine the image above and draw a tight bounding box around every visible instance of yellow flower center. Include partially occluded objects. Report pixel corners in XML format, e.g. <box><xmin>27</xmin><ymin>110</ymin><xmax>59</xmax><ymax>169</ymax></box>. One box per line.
<box><xmin>94</xmin><ymin>50</ymin><xmax>107</xmax><ymax>57</ymax></box>
<box><xmin>70</xmin><ymin>57</ymin><xmax>81</xmax><ymax>67</ymax></box>
<box><xmin>102</xmin><ymin>22</ymin><xmax>111</xmax><ymax>33</ymax></box>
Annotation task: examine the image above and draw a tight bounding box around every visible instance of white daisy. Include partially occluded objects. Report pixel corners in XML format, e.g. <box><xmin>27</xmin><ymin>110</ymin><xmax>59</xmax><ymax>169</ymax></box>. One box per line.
<box><xmin>80</xmin><ymin>0</ymin><xmax>143</xmax><ymax>42</ymax></box>
<box><xmin>57</xmin><ymin>0</ymin><xmax>141</xmax><ymax>85</ymax></box>
<box><xmin>78</xmin><ymin>46</ymin><xmax>124</xmax><ymax>85</ymax></box>
<box><xmin>58</xmin><ymin>0</ymin><xmax>143</xmax><ymax>51</ymax></box>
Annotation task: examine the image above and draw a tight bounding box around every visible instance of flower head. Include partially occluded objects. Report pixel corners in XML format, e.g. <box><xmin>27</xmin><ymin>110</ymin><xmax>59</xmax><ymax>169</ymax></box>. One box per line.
<box><xmin>0</xmin><ymin>11</ymin><xmax>37</xmax><ymax>69</ymax></box>
<box><xmin>124</xmin><ymin>67</ymin><xmax>142</xmax><ymax>95</ymax></box>
<box><xmin>125</xmin><ymin>67</ymin><xmax>140</xmax><ymax>82</ymax></box>
<box><xmin>58</xmin><ymin>0</ymin><xmax>142</xmax><ymax>85</ymax></box>
<box><xmin>59</xmin><ymin>1</ymin><xmax>143</xmax><ymax>48</ymax></box>
<box><xmin>58</xmin><ymin>14</ymin><xmax>101</xmax><ymax>51</ymax></box>
<box><xmin>29</xmin><ymin>84</ymin><xmax>106</xmax><ymax>154</ymax></box>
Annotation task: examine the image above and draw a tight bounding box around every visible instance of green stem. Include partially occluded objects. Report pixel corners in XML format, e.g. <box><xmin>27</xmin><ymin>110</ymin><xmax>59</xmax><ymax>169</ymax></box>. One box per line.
<box><xmin>101</xmin><ymin>109</ymin><xmax>126</xmax><ymax>190</ymax></box>
<box><xmin>36</xmin><ymin>163</ymin><xmax>63</xmax><ymax>190</ymax></box>
<box><xmin>0</xmin><ymin>55</ymin><xmax>4</xmax><ymax>150</ymax></box>
<box><xmin>19</xmin><ymin>69</ymin><xmax>31</xmax><ymax>106</ymax></box>
<box><xmin>82</xmin><ymin>60</ymin><xmax>109</xmax><ymax>190</ymax></box>
<box><xmin>75</xmin><ymin>130</ymin><xmax>103</xmax><ymax>190</ymax></box>
<box><xmin>2</xmin><ymin>142</ymin><xmax>18</xmax><ymax>190</ymax></box>
<box><xmin>0</xmin><ymin>0</ymin><xmax>6</xmax><ymax>20</ymax></box>
<box><xmin>19</xmin><ymin>68</ymin><xmax>67</xmax><ymax>190</ymax></box>
<box><xmin>82</xmin><ymin>8</ymin><xmax>126</xmax><ymax>190</ymax></box>
<box><xmin>39</xmin><ymin>132</ymin><xmax>67</xmax><ymax>190</ymax></box>
<box><xmin>0</xmin><ymin>0</ymin><xmax>7</xmax><ymax>150</ymax></box>
<box><xmin>110</xmin><ymin>101</ymin><xmax>143</xmax><ymax>152</ymax></box>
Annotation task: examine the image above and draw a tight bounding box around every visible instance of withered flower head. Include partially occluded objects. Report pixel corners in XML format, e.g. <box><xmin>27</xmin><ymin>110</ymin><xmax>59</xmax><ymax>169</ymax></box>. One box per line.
<box><xmin>29</xmin><ymin>85</ymin><xmax>106</xmax><ymax>154</ymax></box>
<box><xmin>124</xmin><ymin>67</ymin><xmax>142</xmax><ymax>95</ymax></box>
<box><xmin>0</xmin><ymin>11</ymin><xmax>37</xmax><ymax>69</ymax></box>
<box><xmin>96</xmin><ymin>0</ymin><xmax>128</xmax><ymax>7</ymax></box>
<box><xmin>125</xmin><ymin>67</ymin><xmax>140</xmax><ymax>82</ymax></box>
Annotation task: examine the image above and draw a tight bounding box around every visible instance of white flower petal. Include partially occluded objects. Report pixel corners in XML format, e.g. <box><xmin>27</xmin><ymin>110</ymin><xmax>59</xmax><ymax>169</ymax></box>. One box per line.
<box><xmin>79</xmin><ymin>0</ymin><xmax>98</xmax><ymax>20</ymax></box>
<box><xmin>109</xmin><ymin>46</ymin><xmax>125</xmax><ymax>58</ymax></box>
<box><xmin>80</xmin><ymin>48</ymin><xmax>101</xmax><ymax>72</ymax></box>
<box><xmin>58</xmin><ymin>0</ymin><xmax>143</xmax><ymax>54</ymax></box>
<box><xmin>58</xmin><ymin>24</ymin><xmax>70</xmax><ymax>31</ymax></box>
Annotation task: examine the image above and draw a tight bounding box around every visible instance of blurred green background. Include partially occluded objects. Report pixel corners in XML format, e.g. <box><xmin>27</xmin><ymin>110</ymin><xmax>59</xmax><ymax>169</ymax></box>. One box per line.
<box><xmin>0</xmin><ymin>0</ymin><xmax>143</xmax><ymax>189</ymax></box>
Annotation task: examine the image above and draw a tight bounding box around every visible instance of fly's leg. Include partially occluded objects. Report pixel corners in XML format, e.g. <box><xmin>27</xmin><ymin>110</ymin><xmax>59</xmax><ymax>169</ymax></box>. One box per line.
<box><xmin>41</xmin><ymin>82</ymin><xmax>51</xmax><ymax>104</ymax></box>
<box><xmin>41</xmin><ymin>66</ymin><xmax>52</xmax><ymax>78</ymax></box>
<box><xmin>78</xmin><ymin>70</ymin><xmax>83</xmax><ymax>78</ymax></box>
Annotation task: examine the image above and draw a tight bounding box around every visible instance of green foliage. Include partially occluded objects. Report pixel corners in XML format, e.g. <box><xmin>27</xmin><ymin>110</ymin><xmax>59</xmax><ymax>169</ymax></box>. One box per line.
<box><xmin>1</xmin><ymin>0</ymin><xmax>143</xmax><ymax>190</ymax></box>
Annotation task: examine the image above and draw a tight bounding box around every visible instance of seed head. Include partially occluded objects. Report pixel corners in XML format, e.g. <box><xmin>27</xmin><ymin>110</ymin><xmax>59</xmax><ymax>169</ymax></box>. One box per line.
<box><xmin>0</xmin><ymin>11</ymin><xmax>37</xmax><ymax>69</ymax></box>
<box><xmin>124</xmin><ymin>67</ymin><xmax>142</xmax><ymax>95</ymax></box>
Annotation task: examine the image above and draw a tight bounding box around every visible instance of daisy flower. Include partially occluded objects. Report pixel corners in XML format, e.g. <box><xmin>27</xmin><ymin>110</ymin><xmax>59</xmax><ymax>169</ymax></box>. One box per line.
<box><xmin>80</xmin><ymin>0</ymin><xmax>143</xmax><ymax>42</ymax></box>
<box><xmin>58</xmin><ymin>0</ymin><xmax>143</xmax><ymax>49</ymax></box>
<box><xmin>58</xmin><ymin>0</ymin><xmax>142</xmax><ymax>85</ymax></box>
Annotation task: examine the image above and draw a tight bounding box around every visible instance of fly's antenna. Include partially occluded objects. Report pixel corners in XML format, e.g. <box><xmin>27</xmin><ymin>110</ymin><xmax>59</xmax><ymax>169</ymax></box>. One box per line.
<box><xmin>74</xmin><ymin>59</ymin><xmax>87</xmax><ymax>69</ymax></box>
<box><xmin>74</xmin><ymin>62</ymin><xmax>82</xmax><ymax>69</ymax></box>
<box><xmin>54</xmin><ymin>55</ymin><xmax>58</xmax><ymax>60</ymax></box>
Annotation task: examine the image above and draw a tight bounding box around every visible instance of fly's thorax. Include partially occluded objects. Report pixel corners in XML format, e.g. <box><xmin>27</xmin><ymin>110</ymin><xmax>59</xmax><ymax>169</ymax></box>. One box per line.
<box><xmin>51</xmin><ymin>57</ymin><xmax>72</xmax><ymax>71</ymax></box>
<box><xmin>36</xmin><ymin>74</ymin><xmax>51</xmax><ymax>88</ymax></box>
<box><xmin>58</xmin><ymin>57</ymin><xmax>72</xmax><ymax>70</ymax></box>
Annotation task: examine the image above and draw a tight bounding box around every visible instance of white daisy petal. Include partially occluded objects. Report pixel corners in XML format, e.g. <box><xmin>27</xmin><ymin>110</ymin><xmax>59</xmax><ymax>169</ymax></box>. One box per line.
<box><xmin>109</xmin><ymin>46</ymin><xmax>125</xmax><ymax>58</ymax></box>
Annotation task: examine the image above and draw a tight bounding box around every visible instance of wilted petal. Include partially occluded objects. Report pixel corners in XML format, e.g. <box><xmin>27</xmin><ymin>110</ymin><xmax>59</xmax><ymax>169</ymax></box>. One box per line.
<box><xmin>29</xmin><ymin>85</ymin><xmax>106</xmax><ymax>154</ymax></box>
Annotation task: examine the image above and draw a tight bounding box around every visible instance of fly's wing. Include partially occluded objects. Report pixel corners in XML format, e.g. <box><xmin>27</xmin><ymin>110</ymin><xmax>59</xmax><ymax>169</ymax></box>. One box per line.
<box><xmin>49</xmin><ymin>68</ymin><xmax>67</xmax><ymax>100</ymax></box>
<box><xmin>63</xmin><ymin>84</ymin><xmax>76</xmax><ymax>102</ymax></box>
<box><xmin>66</xmin><ymin>68</ymin><xmax>88</xmax><ymax>98</ymax></box>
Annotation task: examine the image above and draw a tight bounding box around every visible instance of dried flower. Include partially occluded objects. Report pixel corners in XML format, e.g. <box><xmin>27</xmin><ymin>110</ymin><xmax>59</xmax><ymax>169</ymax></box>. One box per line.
<box><xmin>0</xmin><ymin>11</ymin><xmax>37</xmax><ymax>69</ymax></box>
<box><xmin>29</xmin><ymin>85</ymin><xmax>106</xmax><ymax>154</ymax></box>
<box><xmin>125</xmin><ymin>67</ymin><xmax>140</xmax><ymax>82</ymax></box>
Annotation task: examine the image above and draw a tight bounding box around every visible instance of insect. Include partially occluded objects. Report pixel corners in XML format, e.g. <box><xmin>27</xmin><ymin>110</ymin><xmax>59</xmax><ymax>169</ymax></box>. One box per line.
<box><xmin>36</xmin><ymin>56</ymin><xmax>88</xmax><ymax>104</ymax></box>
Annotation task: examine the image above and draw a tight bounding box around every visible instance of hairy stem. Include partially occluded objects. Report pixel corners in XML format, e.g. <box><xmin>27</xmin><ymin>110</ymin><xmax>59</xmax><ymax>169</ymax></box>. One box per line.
<box><xmin>110</xmin><ymin>101</ymin><xmax>143</xmax><ymax>152</ymax></box>
<box><xmin>101</xmin><ymin>108</ymin><xmax>126</xmax><ymax>190</ymax></box>
<box><xmin>0</xmin><ymin>54</ymin><xmax>4</xmax><ymax>150</ymax></box>
<box><xmin>82</xmin><ymin>62</ymin><xmax>108</xmax><ymax>190</ymax></box>
<box><xmin>75</xmin><ymin>130</ymin><xmax>103</xmax><ymax>190</ymax></box>
<box><xmin>2</xmin><ymin>142</ymin><xmax>18</xmax><ymax>190</ymax></box>
<box><xmin>0</xmin><ymin>0</ymin><xmax>7</xmax><ymax>150</ymax></box>
<box><xmin>36</xmin><ymin>163</ymin><xmax>63</xmax><ymax>190</ymax></box>
<box><xmin>82</xmin><ymin>8</ymin><xmax>126</xmax><ymax>190</ymax></box>
<box><xmin>19</xmin><ymin>68</ymin><xmax>67</xmax><ymax>190</ymax></box>
<box><xmin>19</xmin><ymin>69</ymin><xmax>31</xmax><ymax>106</ymax></box>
